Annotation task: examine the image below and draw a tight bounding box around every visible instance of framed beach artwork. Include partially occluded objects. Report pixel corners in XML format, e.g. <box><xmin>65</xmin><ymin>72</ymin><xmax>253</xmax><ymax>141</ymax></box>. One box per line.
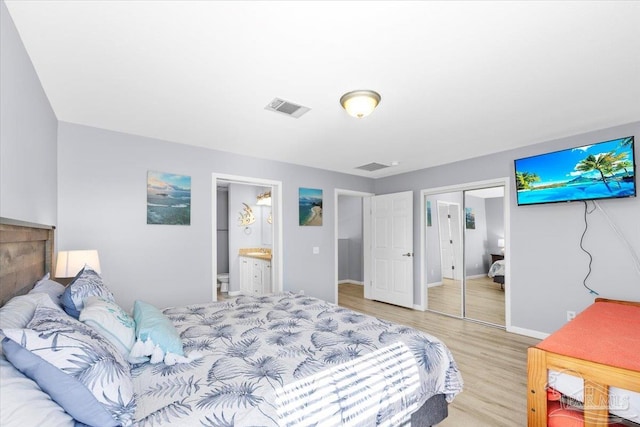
<box><xmin>299</xmin><ymin>187</ymin><xmax>323</xmax><ymax>226</ymax></box>
<box><xmin>147</xmin><ymin>171</ymin><xmax>191</xmax><ymax>225</ymax></box>
<box><xmin>465</xmin><ymin>207</ymin><xmax>475</xmax><ymax>229</ymax></box>
<box><xmin>427</xmin><ymin>200</ymin><xmax>432</xmax><ymax>227</ymax></box>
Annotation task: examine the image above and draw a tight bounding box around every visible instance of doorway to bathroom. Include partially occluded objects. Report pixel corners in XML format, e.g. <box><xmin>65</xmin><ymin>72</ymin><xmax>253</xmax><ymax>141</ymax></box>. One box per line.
<box><xmin>212</xmin><ymin>174</ymin><xmax>283</xmax><ymax>301</ymax></box>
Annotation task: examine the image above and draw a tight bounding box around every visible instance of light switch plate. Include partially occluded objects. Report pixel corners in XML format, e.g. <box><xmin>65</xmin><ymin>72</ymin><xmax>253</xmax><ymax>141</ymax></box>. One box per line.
<box><xmin>313</xmin><ymin>246</ymin><xmax>320</xmax><ymax>254</ymax></box>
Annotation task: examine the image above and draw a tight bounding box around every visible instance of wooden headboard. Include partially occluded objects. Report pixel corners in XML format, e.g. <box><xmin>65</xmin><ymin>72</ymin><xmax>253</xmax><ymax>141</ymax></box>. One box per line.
<box><xmin>0</xmin><ymin>217</ymin><xmax>55</xmax><ymax>306</ymax></box>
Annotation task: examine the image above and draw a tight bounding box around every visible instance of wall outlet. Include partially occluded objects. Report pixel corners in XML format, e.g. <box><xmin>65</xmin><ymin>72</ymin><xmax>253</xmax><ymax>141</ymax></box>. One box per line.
<box><xmin>566</xmin><ymin>311</ymin><xmax>576</xmax><ymax>321</ymax></box>
<box><xmin>312</xmin><ymin>246</ymin><xmax>320</xmax><ymax>254</ymax></box>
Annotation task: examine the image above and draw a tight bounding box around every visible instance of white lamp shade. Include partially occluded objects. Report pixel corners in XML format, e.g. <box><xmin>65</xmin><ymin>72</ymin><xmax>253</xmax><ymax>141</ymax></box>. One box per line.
<box><xmin>56</xmin><ymin>250</ymin><xmax>101</xmax><ymax>278</ymax></box>
<box><xmin>340</xmin><ymin>90</ymin><xmax>381</xmax><ymax>118</ymax></box>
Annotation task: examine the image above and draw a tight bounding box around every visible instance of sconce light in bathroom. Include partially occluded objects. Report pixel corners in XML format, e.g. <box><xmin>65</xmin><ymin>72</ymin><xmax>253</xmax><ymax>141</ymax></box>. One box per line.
<box><xmin>256</xmin><ymin>191</ymin><xmax>271</xmax><ymax>206</ymax></box>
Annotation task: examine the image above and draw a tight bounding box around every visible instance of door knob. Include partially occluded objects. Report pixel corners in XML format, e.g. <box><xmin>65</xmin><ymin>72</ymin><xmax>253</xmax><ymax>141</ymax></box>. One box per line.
<box><xmin>402</xmin><ymin>252</ymin><xmax>413</xmax><ymax>257</ymax></box>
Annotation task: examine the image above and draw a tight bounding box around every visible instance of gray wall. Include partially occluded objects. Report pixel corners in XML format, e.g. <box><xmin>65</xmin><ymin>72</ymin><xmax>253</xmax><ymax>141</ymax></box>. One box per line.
<box><xmin>216</xmin><ymin>188</ymin><xmax>229</xmax><ymax>275</ymax></box>
<box><xmin>464</xmin><ymin>195</ymin><xmax>488</xmax><ymax>277</ymax></box>
<box><xmin>338</xmin><ymin>196</ymin><xmax>363</xmax><ymax>282</ymax></box>
<box><xmin>57</xmin><ymin>122</ymin><xmax>373</xmax><ymax>311</ymax></box>
<box><xmin>485</xmin><ymin>197</ymin><xmax>504</xmax><ymax>257</ymax></box>
<box><xmin>0</xmin><ymin>2</ymin><xmax>57</xmax><ymax>225</ymax></box>
<box><xmin>376</xmin><ymin>121</ymin><xmax>640</xmax><ymax>334</ymax></box>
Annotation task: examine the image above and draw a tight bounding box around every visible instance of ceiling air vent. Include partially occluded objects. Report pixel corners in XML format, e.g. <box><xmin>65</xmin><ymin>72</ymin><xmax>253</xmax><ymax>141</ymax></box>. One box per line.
<box><xmin>265</xmin><ymin>98</ymin><xmax>311</xmax><ymax>118</ymax></box>
<box><xmin>356</xmin><ymin>162</ymin><xmax>390</xmax><ymax>172</ymax></box>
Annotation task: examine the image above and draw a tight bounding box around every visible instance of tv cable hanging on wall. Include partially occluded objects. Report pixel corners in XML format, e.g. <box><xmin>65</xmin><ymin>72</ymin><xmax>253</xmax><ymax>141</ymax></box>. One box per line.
<box><xmin>580</xmin><ymin>200</ymin><xmax>640</xmax><ymax>295</ymax></box>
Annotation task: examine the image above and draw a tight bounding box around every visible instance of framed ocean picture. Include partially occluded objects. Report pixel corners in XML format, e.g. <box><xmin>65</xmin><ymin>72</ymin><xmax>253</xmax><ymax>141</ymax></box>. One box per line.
<box><xmin>147</xmin><ymin>171</ymin><xmax>191</xmax><ymax>225</ymax></box>
<box><xmin>465</xmin><ymin>207</ymin><xmax>475</xmax><ymax>229</ymax></box>
<box><xmin>299</xmin><ymin>187</ymin><xmax>322</xmax><ymax>226</ymax></box>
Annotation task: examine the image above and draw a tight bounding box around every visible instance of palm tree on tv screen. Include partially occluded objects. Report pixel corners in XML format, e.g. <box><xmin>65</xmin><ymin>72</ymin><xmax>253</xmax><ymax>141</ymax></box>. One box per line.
<box><xmin>575</xmin><ymin>151</ymin><xmax>627</xmax><ymax>192</ymax></box>
<box><xmin>612</xmin><ymin>159</ymin><xmax>633</xmax><ymax>180</ymax></box>
<box><xmin>619</xmin><ymin>136</ymin><xmax>633</xmax><ymax>148</ymax></box>
<box><xmin>516</xmin><ymin>171</ymin><xmax>540</xmax><ymax>190</ymax></box>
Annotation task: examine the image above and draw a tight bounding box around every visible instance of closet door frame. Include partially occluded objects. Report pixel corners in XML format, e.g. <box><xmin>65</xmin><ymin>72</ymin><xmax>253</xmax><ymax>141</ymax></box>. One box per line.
<box><xmin>419</xmin><ymin>177</ymin><xmax>511</xmax><ymax>330</ymax></box>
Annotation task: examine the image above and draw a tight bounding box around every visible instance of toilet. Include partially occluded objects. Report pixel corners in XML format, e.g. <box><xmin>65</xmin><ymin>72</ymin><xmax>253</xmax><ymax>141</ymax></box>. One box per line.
<box><xmin>217</xmin><ymin>273</ymin><xmax>229</xmax><ymax>293</ymax></box>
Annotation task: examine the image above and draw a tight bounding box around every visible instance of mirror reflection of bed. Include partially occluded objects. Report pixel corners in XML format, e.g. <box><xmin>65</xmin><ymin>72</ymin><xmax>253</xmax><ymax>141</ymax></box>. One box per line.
<box><xmin>425</xmin><ymin>184</ymin><xmax>506</xmax><ymax>327</ymax></box>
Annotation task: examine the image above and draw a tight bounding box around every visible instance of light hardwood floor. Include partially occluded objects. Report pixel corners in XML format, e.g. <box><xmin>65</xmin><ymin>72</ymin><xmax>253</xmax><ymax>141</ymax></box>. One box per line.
<box><xmin>338</xmin><ymin>283</ymin><xmax>540</xmax><ymax>427</ymax></box>
<box><xmin>428</xmin><ymin>276</ymin><xmax>505</xmax><ymax>326</ymax></box>
<box><xmin>465</xmin><ymin>276</ymin><xmax>506</xmax><ymax>326</ymax></box>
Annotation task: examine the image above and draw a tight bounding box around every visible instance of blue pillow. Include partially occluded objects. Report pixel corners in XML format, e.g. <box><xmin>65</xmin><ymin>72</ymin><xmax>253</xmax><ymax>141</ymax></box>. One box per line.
<box><xmin>1</xmin><ymin>305</ymin><xmax>136</xmax><ymax>427</ymax></box>
<box><xmin>61</xmin><ymin>266</ymin><xmax>115</xmax><ymax>318</ymax></box>
<box><xmin>130</xmin><ymin>300</ymin><xmax>184</xmax><ymax>363</ymax></box>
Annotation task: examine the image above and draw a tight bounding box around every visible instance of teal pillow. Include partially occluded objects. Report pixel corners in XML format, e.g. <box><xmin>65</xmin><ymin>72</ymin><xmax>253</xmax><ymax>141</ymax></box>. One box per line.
<box><xmin>131</xmin><ymin>300</ymin><xmax>184</xmax><ymax>363</ymax></box>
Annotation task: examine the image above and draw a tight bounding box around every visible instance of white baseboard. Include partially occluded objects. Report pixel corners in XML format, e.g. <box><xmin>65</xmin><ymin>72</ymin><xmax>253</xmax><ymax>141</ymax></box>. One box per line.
<box><xmin>466</xmin><ymin>274</ymin><xmax>487</xmax><ymax>279</ymax></box>
<box><xmin>227</xmin><ymin>290</ymin><xmax>242</xmax><ymax>297</ymax></box>
<box><xmin>507</xmin><ymin>326</ymin><xmax>549</xmax><ymax>340</ymax></box>
<box><xmin>339</xmin><ymin>280</ymin><xmax>364</xmax><ymax>285</ymax></box>
<box><xmin>427</xmin><ymin>282</ymin><xmax>443</xmax><ymax>288</ymax></box>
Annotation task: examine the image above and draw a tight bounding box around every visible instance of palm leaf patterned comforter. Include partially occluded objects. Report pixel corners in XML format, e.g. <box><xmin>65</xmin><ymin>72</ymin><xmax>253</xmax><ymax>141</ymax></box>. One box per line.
<box><xmin>131</xmin><ymin>293</ymin><xmax>462</xmax><ymax>426</ymax></box>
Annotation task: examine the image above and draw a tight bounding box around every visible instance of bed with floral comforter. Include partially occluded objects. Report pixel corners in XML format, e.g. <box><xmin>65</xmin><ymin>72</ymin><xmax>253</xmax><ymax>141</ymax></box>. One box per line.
<box><xmin>131</xmin><ymin>293</ymin><xmax>463</xmax><ymax>426</ymax></box>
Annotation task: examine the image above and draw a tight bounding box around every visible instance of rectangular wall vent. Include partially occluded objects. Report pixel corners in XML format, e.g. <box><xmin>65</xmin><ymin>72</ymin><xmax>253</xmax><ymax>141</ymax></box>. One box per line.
<box><xmin>356</xmin><ymin>162</ymin><xmax>390</xmax><ymax>172</ymax></box>
<box><xmin>265</xmin><ymin>98</ymin><xmax>310</xmax><ymax>118</ymax></box>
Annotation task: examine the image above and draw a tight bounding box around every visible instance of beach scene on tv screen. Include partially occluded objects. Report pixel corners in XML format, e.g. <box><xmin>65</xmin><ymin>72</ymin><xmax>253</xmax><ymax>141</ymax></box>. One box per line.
<box><xmin>516</xmin><ymin>136</ymin><xmax>635</xmax><ymax>205</ymax></box>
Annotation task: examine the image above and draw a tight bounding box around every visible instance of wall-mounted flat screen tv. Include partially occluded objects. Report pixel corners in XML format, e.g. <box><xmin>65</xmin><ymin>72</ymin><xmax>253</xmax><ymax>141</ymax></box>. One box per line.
<box><xmin>515</xmin><ymin>136</ymin><xmax>636</xmax><ymax>206</ymax></box>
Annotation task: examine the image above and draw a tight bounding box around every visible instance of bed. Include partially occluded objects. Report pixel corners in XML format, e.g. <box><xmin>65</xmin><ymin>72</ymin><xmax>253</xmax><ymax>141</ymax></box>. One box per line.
<box><xmin>488</xmin><ymin>259</ymin><xmax>505</xmax><ymax>289</ymax></box>
<box><xmin>0</xmin><ymin>218</ymin><xmax>463</xmax><ymax>426</ymax></box>
<box><xmin>527</xmin><ymin>298</ymin><xmax>640</xmax><ymax>427</ymax></box>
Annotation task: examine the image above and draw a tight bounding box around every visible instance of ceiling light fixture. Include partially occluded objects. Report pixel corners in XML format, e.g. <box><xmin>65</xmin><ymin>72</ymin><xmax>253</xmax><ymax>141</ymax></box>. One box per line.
<box><xmin>340</xmin><ymin>90</ymin><xmax>381</xmax><ymax>118</ymax></box>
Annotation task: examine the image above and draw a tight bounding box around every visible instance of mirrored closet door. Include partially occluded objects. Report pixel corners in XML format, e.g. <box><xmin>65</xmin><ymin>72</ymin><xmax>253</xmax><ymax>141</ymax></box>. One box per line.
<box><xmin>424</xmin><ymin>185</ymin><xmax>506</xmax><ymax>327</ymax></box>
<box><xmin>425</xmin><ymin>193</ymin><xmax>463</xmax><ymax>317</ymax></box>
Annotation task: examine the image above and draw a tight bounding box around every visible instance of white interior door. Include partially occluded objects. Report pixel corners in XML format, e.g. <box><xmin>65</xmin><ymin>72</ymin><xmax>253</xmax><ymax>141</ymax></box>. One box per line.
<box><xmin>370</xmin><ymin>191</ymin><xmax>414</xmax><ymax>308</ymax></box>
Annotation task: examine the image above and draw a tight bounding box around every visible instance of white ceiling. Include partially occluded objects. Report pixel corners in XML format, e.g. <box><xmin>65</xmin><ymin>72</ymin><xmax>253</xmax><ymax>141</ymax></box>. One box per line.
<box><xmin>5</xmin><ymin>1</ymin><xmax>640</xmax><ymax>178</ymax></box>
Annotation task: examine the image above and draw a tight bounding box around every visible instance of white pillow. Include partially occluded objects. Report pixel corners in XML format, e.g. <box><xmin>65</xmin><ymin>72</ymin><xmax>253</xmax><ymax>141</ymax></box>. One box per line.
<box><xmin>29</xmin><ymin>273</ymin><xmax>66</xmax><ymax>306</ymax></box>
<box><xmin>0</xmin><ymin>357</ymin><xmax>74</xmax><ymax>427</ymax></box>
<box><xmin>0</xmin><ymin>294</ymin><xmax>74</xmax><ymax>427</ymax></box>
<box><xmin>0</xmin><ymin>292</ymin><xmax>61</xmax><ymax>330</ymax></box>
<box><xmin>79</xmin><ymin>296</ymin><xmax>137</xmax><ymax>361</ymax></box>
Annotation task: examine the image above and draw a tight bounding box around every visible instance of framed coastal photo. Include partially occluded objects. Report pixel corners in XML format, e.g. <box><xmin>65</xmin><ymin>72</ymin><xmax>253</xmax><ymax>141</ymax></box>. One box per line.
<box><xmin>147</xmin><ymin>171</ymin><xmax>191</xmax><ymax>225</ymax></box>
<box><xmin>299</xmin><ymin>187</ymin><xmax>322</xmax><ymax>226</ymax></box>
<box><xmin>427</xmin><ymin>200</ymin><xmax>432</xmax><ymax>227</ymax></box>
<box><xmin>465</xmin><ymin>207</ymin><xmax>475</xmax><ymax>229</ymax></box>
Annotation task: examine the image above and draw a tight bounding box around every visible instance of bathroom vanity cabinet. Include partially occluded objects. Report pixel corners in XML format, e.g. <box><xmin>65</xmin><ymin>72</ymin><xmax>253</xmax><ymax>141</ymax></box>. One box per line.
<box><xmin>239</xmin><ymin>256</ymin><xmax>271</xmax><ymax>295</ymax></box>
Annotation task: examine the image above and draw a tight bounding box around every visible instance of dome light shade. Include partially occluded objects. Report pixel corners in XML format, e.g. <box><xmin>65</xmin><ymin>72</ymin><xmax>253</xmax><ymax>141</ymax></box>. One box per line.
<box><xmin>340</xmin><ymin>90</ymin><xmax>381</xmax><ymax>118</ymax></box>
